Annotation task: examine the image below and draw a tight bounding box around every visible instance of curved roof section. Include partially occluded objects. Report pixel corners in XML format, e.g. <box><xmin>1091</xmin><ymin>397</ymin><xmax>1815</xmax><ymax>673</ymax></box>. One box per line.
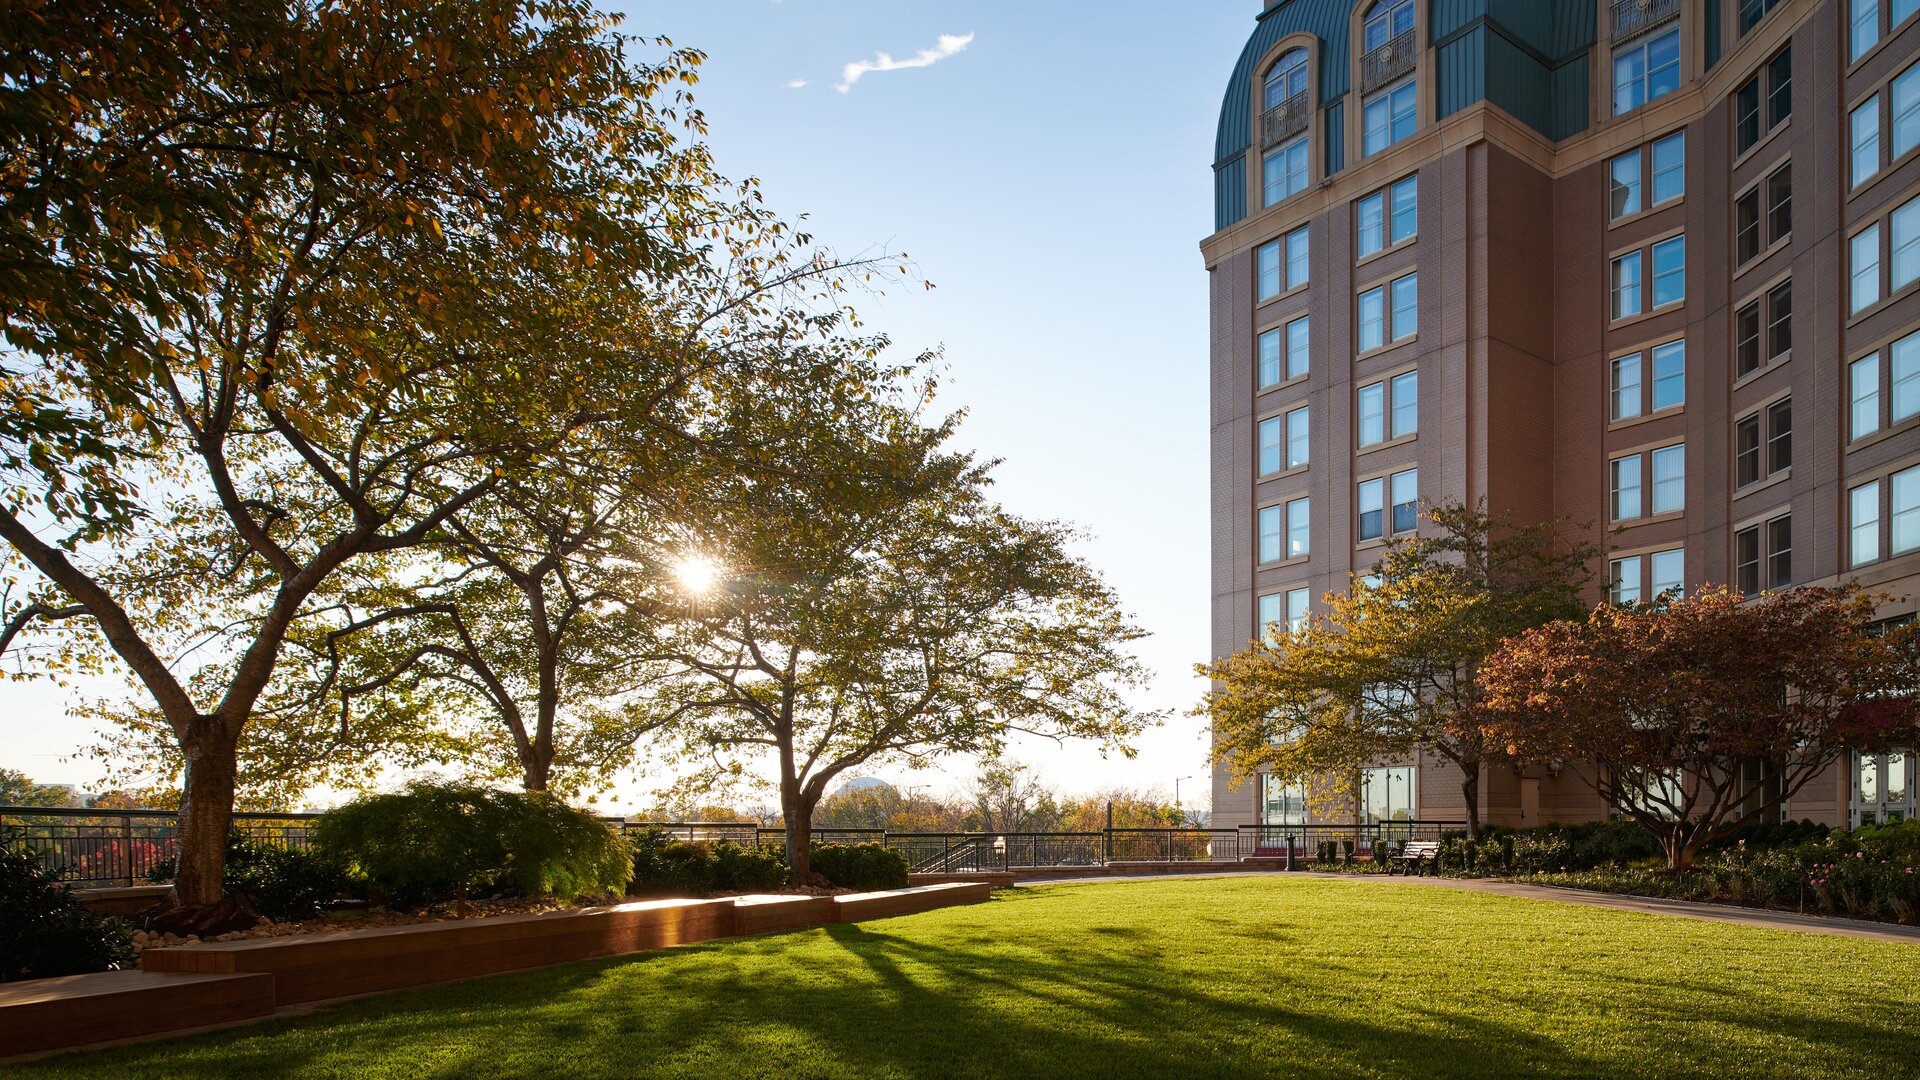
<box><xmin>1213</xmin><ymin>0</ymin><xmax>1354</xmax><ymax>168</ymax></box>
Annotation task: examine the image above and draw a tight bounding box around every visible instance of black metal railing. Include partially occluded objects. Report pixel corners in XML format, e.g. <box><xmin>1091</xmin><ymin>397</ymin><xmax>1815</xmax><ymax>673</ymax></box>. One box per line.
<box><xmin>1611</xmin><ymin>0</ymin><xmax>1680</xmax><ymax>44</ymax></box>
<box><xmin>3</xmin><ymin>805</ymin><xmax>1469</xmax><ymax>887</ymax></box>
<box><xmin>1358</xmin><ymin>28</ymin><xmax>1418</xmax><ymax>95</ymax></box>
<box><xmin>1260</xmin><ymin>90</ymin><xmax>1309</xmax><ymax>149</ymax></box>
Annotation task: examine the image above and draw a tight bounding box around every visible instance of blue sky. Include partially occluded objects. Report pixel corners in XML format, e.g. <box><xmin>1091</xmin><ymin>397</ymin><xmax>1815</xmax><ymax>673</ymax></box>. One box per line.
<box><xmin>1</xmin><ymin>2</ymin><xmax>1258</xmax><ymax>810</ymax></box>
<box><xmin>618</xmin><ymin>1</ymin><xmax>1255</xmax><ymax>805</ymax></box>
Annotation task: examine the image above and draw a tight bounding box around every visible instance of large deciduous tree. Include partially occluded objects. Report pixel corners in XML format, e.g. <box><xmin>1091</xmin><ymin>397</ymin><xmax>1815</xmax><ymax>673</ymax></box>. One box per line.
<box><xmin>648</xmin><ymin>444</ymin><xmax>1158</xmax><ymax>883</ymax></box>
<box><xmin>1197</xmin><ymin>502</ymin><xmax>1595</xmax><ymax>837</ymax></box>
<box><xmin>1478</xmin><ymin>585</ymin><xmax>1920</xmax><ymax>870</ymax></box>
<box><xmin>0</xmin><ymin>0</ymin><xmax>748</xmax><ymax>923</ymax></box>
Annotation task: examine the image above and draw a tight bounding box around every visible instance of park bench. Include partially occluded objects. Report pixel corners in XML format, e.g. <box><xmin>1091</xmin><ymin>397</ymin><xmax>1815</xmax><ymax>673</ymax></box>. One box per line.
<box><xmin>1385</xmin><ymin>840</ymin><xmax>1440</xmax><ymax>876</ymax></box>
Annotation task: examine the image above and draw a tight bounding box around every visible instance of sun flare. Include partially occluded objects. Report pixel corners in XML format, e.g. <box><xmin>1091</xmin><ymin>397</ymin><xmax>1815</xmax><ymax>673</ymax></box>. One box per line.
<box><xmin>671</xmin><ymin>555</ymin><xmax>724</xmax><ymax>597</ymax></box>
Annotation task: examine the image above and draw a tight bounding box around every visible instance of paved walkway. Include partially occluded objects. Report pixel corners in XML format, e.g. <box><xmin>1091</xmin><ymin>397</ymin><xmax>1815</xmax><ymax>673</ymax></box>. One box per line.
<box><xmin>1014</xmin><ymin>869</ymin><xmax>1920</xmax><ymax>945</ymax></box>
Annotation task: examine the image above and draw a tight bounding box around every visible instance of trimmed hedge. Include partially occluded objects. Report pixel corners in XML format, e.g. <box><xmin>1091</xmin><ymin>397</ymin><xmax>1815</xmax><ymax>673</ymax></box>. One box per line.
<box><xmin>810</xmin><ymin>842</ymin><xmax>908</xmax><ymax>891</ymax></box>
<box><xmin>2</xmin><ymin>844</ymin><xmax>133</xmax><ymax>981</ymax></box>
<box><xmin>628</xmin><ymin>829</ymin><xmax>790</xmax><ymax>896</ymax></box>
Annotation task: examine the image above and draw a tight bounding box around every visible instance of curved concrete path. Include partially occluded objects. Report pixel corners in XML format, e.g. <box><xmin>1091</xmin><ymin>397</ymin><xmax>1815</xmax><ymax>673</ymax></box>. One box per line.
<box><xmin>1014</xmin><ymin>869</ymin><xmax>1920</xmax><ymax>945</ymax></box>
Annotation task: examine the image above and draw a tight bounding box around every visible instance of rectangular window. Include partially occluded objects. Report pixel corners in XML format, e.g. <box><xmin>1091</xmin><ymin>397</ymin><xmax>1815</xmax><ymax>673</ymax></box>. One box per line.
<box><xmin>1357</xmin><ymin>189</ymin><xmax>1385</xmax><ymax>257</ymax></box>
<box><xmin>1258</xmin><ymin>326</ymin><xmax>1283</xmax><ymax>388</ymax></box>
<box><xmin>1650</xmin><ymin>548</ymin><xmax>1685</xmax><ymax>598</ymax></box>
<box><xmin>1893</xmin><ymin>196</ymin><xmax>1920</xmax><ymax>293</ymax></box>
<box><xmin>1390</xmin><ymin>370</ymin><xmax>1418</xmax><ymax>438</ymax></box>
<box><xmin>1286</xmin><ymin>405</ymin><xmax>1309</xmax><ymax>470</ymax></box>
<box><xmin>1852</xmin><ymin>0</ymin><xmax>1879</xmax><ymax>62</ymax></box>
<box><xmin>1767</xmin><ymin>514</ymin><xmax>1793</xmax><ymax>589</ymax></box>
<box><xmin>1853</xmin><ymin>98</ymin><xmax>1881</xmax><ymax>189</ymax></box>
<box><xmin>1361</xmin><ymin>765</ymin><xmax>1415</xmax><ymax>824</ymax></box>
<box><xmin>1611</xmin><ymin>353</ymin><xmax>1643</xmax><ymax>421</ymax></box>
<box><xmin>1356</xmin><ymin>176</ymin><xmax>1417</xmax><ymax>258</ymax></box>
<box><xmin>1614</xmin><ymin>27</ymin><xmax>1680</xmax><ymax>116</ymax></box>
<box><xmin>1651</xmin><ymin>235</ymin><xmax>1685</xmax><ymax>307</ymax></box>
<box><xmin>1735</xmin><ymin>189</ymin><xmax>1761</xmax><ymax>264</ymax></box>
<box><xmin>1766</xmin><ymin>397</ymin><xmax>1792</xmax><ymax>476</ymax></box>
<box><xmin>1258</xmin><ymin>415</ymin><xmax>1284</xmax><ymax>476</ymax></box>
<box><xmin>1611</xmin><ymin>453</ymin><xmax>1643</xmax><ymax>521</ymax></box>
<box><xmin>1610</xmin><ymin>251</ymin><xmax>1643</xmax><ymax>319</ymax></box>
<box><xmin>1651</xmin><ymin>131</ymin><xmax>1685</xmax><ymax>204</ymax></box>
<box><xmin>1287</xmin><ymin>496</ymin><xmax>1309</xmax><ymax>559</ymax></box>
<box><xmin>1735</xmin><ymin>77</ymin><xmax>1761</xmax><ymax>155</ymax></box>
<box><xmin>1264</xmin><ymin>135</ymin><xmax>1310</xmax><ymax>207</ymax></box>
<box><xmin>1286</xmin><ymin>315</ymin><xmax>1310</xmax><ymax>381</ymax></box>
<box><xmin>1893</xmin><ymin>330</ymin><xmax>1920</xmax><ymax>424</ymax></box>
<box><xmin>1286</xmin><ymin>227</ymin><xmax>1310</xmax><ymax>289</ymax></box>
<box><xmin>1359</xmin><ymin>476</ymin><xmax>1385</xmax><ymax>541</ymax></box>
<box><xmin>1362</xmin><ymin>81</ymin><xmax>1417</xmax><ymax>156</ymax></box>
<box><xmin>1259</xmin><ymin>504</ymin><xmax>1284</xmax><ymax>563</ymax></box>
<box><xmin>1735</xmin><ymin>413</ymin><xmax>1762</xmax><ymax>487</ymax></box>
<box><xmin>1258</xmin><ymin>592</ymin><xmax>1283</xmax><ymax>640</ymax></box>
<box><xmin>1651</xmin><ymin>444</ymin><xmax>1685</xmax><ymax>514</ymax></box>
<box><xmin>1651</xmin><ymin>340</ymin><xmax>1684</xmax><ymax>411</ymax></box>
<box><xmin>1853</xmin><ymin>224</ymin><xmax>1881</xmax><ymax>314</ymax></box>
<box><xmin>1767</xmin><ymin>48</ymin><xmax>1792</xmax><ymax>128</ymax></box>
<box><xmin>1852</xmin><ymin>480</ymin><xmax>1882</xmax><ymax>567</ymax></box>
<box><xmin>1610</xmin><ymin>555</ymin><xmax>1643</xmax><ymax>605</ymax></box>
<box><xmin>1895</xmin><ymin>62</ymin><xmax>1920</xmax><ymax>160</ymax></box>
<box><xmin>1257</xmin><ymin>240</ymin><xmax>1282</xmax><ymax>301</ymax></box>
<box><xmin>1853</xmin><ymin>354</ymin><xmax>1882</xmax><ymax>440</ymax></box>
<box><xmin>1286</xmin><ymin>587</ymin><xmax>1310</xmax><ymax>634</ymax></box>
<box><xmin>1735</xmin><ymin>300</ymin><xmax>1760</xmax><ymax>377</ymax></box>
<box><xmin>1766</xmin><ymin>280</ymin><xmax>1792</xmax><ymax>363</ymax></box>
<box><xmin>1390</xmin><ymin>468</ymin><xmax>1418</xmax><ymax>534</ymax></box>
<box><xmin>1389</xmin><ymin>176</ymin><xmax>1417</xmax><ymax>243</ymax></box>
<box><xmin>1736</xmin><ymin>525</ymin><xmax>1761</xmax><ymax>595</ymax></box>
<box><xmin>1902</xmin><ymin>0</ymin><xmax>1920</xmax><ymax>28</ymax></box>
<box><xmin>1390</xmin><ymin>273</ymin><xmax>1418</xmax><ymax>341</ymax></box>
<box><xmin>1766</xmin><ymin>165</ymin><xmax>1791</xmax><ymax>247</ymax></box>
<box><xmin>1357</xmin><ymin>380</ymin><xmax>1386</xmax><ymax>446</ymax></box>
<box><xmin>1358</xmin><ymin>287</ymin><xmax>1385</xmax><ymax>353</ymax></box>
<box><xmin>1610</xmin><ymin>149</ymin><xmax>1643</xmax><ymax>219</ymax></box>
<box><xmin>1894</xmin><ymin>464</ymin><xmax>1920</xmax><ymax>556</ymax></box>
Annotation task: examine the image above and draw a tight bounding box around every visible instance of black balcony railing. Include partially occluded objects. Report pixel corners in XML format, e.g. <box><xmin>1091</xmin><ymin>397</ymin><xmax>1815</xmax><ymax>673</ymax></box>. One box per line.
<box><xmin>1358</xmin><ymin>28</ymin><xmax>1418</xmax><ymax>95</ymax></box>
<box><xmin>1612</xmin><ymin>0</ymin><xmax>1681</xmax><ymax>44</ymax></box>
<box><xmin>1260</xmin><ymin>90</ymin><xmax>1310</xmax><ymax>149</ymax></box>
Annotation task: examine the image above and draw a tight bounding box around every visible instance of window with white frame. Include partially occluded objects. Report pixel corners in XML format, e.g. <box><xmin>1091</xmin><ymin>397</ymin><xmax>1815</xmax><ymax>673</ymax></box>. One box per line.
<box><xmin>1651</xmin><ymin>235</ymin><xmax>1685</xmax><ymax>307</ymax></box>
<box><xmin>1650</xmin><ymin>340</ymin><xmax>1684</xmax><ymax>410</ymax></box>
<box><xmin>1287</xmin><ymin>496</ymin><xmax>1309</xmax><ymax>559</ymax></box>
<box><xmin>1608</xmin><ymin>148</ymin><xmax>1642</xmax><ymax>220</ymax></box>
<box><xmin>1264</xmin><ymin>135</ymin><xmax>1309</xmax><ymax>207</ymax></box>
<box><xmin>1852</xmin><ymin>224</ymin><xmax>1881</xmax><ymax>314</ymax></box>
<box><xmin>1852</xmin><ymin>0</ymin><xmax>1880</xmax><ymax>62</ymax></box>
<box><xmin>1259</xmin><ymin>315</ymin><xmax>1310</xmax><ymax>389</ymax></box>
<box><xmin>1893</xmin><ymin>195</ymin><xmax>1919</xmax><ymax>293</ymax></box>
<box><xmin>1853</xmin><ymin>97</ymin><xmax>1881</xmax><ymax>189</ymax></box>
<box><xmin>1358</xmin><ymin>272</ymin><xmax>1417</xmax><ymax>351</ymax></box>
<box><xmin>1896</xmin><ymin>61</ymin><xmax>1920</xmax><ymax>160</ymax></box>
<box><xmin>1361</xmin><ymin>765</ymin><xmax>1415</xmax><ymax>823</ymax></box>
<box><xmin>1894</xmin><ymin>464</ymin><xmax>1920</xmax><ymax>556</ymax></box>
<box><xmin>1256</xmin><ymin>226</ymin><xmax>1310</xmax><ymax>301</ymax></box>
<box><xmin>1611</xmin><ymin>453</ymin><xmax>1643</xmax><ymax>521</ymax></box>
<box><xmin>1356</xmin><ymin>370</ymin><xmax>1417</xmax><ymax>448</ymax></box>
<box><xmin>1853</xmin><ymin>479</ymin><xmax>1882</xmax><ymax>567</ymax></box>
<box><xmin>1610</xmin><ymin>353</ymin><xmax>1643</xmax><ymax>421</ymax></box>
<box><xmin>1651</xmin><ymin>131</ymin><xmax>1685</xmax><ymax>204</ymax></box>
<box><xmin>1259</xmin><ymin>504</ymin><xmax>1284</xmax><ymax>563</ymax></box>
<box><xmin>1361</xmin><ymin>80</ymin><xmax>1417</xmax><ymax>157</ymax></box>
<box><xmin>1262</xmin><ymin>774</ymin><xmax>1308</xmax><ymax>827</ymax></box>
<box><xmin>1853</xmin><ymin>353</ymin><xmax>1882</xmax><ymax>440</ymax></box>
<box><xmin>1610</xmin><ymin>251</ymin><xmax>1643</xmax><ymax>319</ymax></box>
<box><xmin>1357</xmin><ymin>468</ymin><xmax>1417</xmax><ymax>542</ymax></box>
<box><xmin>1609</xmin><ymin>555</ymin><xmax>1643</xmax><ymax>604</ymax></box>
<box><xmin>1286</xmin><ymin>587</ymin><xmax>1310</xmax><ymax>634</ymax></box>
<box><xmin>1895</xmin><ymin>330</ymin><xmax>1920</xmax><ymax>425</ymax></box>
<box><xmin>1258</xmin><ymin>414</ymin><xmax>1284</xmax><ymax>476</ymax></box>
<box><xmin>1650</xmin><ymin>548</ymin><xmax>1685</xmax><ymax>598</ymax></box>
<box><xmin>1286</xmin><ymin>405</ymin><xmax>1309</xmax><ymax>471</ymax></box>
<box><xmin>1612</xmin><ymin>27</ymin><xmax>1680</xmax><ymax>117</ymax></box>
<box><xmin>1257</xmin><ymin>592</ymin><xmax>1284</xmax><ymax>640</ymax></box>
<box><xmin>1258</xmin><ymin>408</ymin><xmax>1308</xmax><ymax>475</ymax></box>
<box><xmin>1650</xmin><ymin>444</ymin><xmax>1685</xmax><ymax>514</ymax></box>
<box><xmin>1851</xmin><ymin>751</ymin><xmax>1915</xmax><ymax>828</ymax></box>
<box><xmin>1616</xmin><ymin>547</ymin><xmax>1689</xmax><ymax>606</ymax></box>
<box><xmin>1357</xmin><ymin>175</ymin><xmax>1417</xmax><ymax>258</ymax></box>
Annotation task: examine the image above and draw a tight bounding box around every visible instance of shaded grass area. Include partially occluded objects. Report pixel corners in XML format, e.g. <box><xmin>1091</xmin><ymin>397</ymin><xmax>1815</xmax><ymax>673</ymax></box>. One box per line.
<box><xmin>9</xmin><ymin>877</ymin><xmax>1920</xmax><ymax>1079</ymax></box>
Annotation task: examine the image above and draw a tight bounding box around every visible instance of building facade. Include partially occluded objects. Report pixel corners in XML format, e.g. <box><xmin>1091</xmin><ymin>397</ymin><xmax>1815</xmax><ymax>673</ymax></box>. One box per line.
<box><xmin>1206</xmin><ymin>0</ymin><xmax>1920</xmax><ymax>832</ymax></box>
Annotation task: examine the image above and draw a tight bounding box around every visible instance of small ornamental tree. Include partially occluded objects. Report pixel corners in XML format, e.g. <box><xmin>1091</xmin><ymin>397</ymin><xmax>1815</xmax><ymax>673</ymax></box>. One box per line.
<box><xmin>1197</xmin><ymin>502</ymin><xmax>1594</xmax><ymax>837</ymax></box>
<box><xmin>1478</xmin><ymin>585</ymin><xmax>1920</xmax><ymax>871</ymax></box>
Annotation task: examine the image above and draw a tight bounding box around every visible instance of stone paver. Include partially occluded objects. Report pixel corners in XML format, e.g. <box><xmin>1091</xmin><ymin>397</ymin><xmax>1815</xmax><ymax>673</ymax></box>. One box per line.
<box><xmin>1014</xmin><ymin>869</ymin><xmax>1920</xmax><ymax>945</ymax></box>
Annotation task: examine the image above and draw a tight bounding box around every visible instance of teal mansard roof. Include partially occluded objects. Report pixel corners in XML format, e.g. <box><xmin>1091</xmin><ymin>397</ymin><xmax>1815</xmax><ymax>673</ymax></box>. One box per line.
<box><xmin>1213</xmin><ymin>0</ymin><xmax>1618</xmax><ymax>234</ymax></box>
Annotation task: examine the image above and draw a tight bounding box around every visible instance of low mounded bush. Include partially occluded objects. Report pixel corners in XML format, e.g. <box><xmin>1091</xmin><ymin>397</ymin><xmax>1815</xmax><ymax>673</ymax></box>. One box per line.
<box><xmin>312</xmin><ymin>782</ymin><xmax>631</xmax><ymax>909</ymax></box>
<box><xmin>2</xmin><ymin>843</ymin><xmax>134</xmax><ymax>981</ymax></box>
<box><xmin>809</xmin><ymin>842</ymin><xmax>908</xmax><ymax>891</ymax></box>
<box><xmin>628</xmin><ymin>829</ymin><xmax>790</xmax><ymax>896</ymax></box>
<box><xmin>148</xmin><ymin>832</ymin><xmax>357</xmax><ymax>921</ymax></box>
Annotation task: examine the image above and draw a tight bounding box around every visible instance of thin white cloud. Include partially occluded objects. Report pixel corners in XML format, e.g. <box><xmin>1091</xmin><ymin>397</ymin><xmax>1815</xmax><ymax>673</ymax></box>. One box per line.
<box><xmin>785</xmin><ymin>78</ymin><xmax>809</xmax><ymax>89</ymax></box>
<box><xmin>836</xmin><ymin>32</ymin><xmax>974</xmax><ymax>93</ymax></box>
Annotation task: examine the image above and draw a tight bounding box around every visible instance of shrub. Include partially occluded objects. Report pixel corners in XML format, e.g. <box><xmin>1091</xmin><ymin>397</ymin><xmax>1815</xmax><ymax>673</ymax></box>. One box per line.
<box><xmin>810</xmin><ymin>842</ymin><xmax>908</xmax><ymax>891</ymax></box>
<box><xmin>1</xmin><ymin>844</ymin><xmax>134</xmax><ymax>981</ymax></box>
<box><xmin>148</xmin><ymin>833</ymin><xmax>356</xmax><ymax>921</ymax></box>
<box><xmin>313</xmin><ymin>782</ymin><xmax>630</xmax><ymax>909</ymax></box>
<box><xmin>627</xmin><ymin>830</ymin><xmax>790</xmax><ymax>896</ymax></box>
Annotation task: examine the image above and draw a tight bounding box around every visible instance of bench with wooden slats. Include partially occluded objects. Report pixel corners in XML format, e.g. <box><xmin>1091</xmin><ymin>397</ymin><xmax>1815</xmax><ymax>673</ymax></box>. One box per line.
<box><xmin>1385</xmin><ymin>840</ymin><xmax>1441</xmax><ymax>876</ymax></box>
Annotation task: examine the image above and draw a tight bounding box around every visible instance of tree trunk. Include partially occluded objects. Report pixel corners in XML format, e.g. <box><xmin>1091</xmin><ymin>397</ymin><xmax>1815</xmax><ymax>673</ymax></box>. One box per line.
<box><xmin>783</xmin><ymin>800</ymin><xmax>817</xmax><ymax>883</ymax></box>
<box><xmin>1460</xmin><ymin>762</ymin><xmax>1481</xmax><ymax>839</ymax></box>
<box><xmin>148</xmin><ymin>723</ymin><xmax>257</xmax><ymax>934</ymax></box>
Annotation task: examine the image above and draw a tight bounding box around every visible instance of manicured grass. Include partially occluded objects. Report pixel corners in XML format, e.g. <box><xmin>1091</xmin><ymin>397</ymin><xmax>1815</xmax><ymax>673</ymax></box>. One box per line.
<box><xmin>10</xmin><ymin>877</ymin><xmax>1920</xmax><ymax>1079</ymax></box>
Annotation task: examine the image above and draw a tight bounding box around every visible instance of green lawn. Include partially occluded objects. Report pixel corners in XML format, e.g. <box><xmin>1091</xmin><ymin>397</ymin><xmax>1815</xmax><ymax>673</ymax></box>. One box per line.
<box><xmin>11</xmin><ymin>877</ymin><xmax>1920</xmax><ymax>1079</ymax></box>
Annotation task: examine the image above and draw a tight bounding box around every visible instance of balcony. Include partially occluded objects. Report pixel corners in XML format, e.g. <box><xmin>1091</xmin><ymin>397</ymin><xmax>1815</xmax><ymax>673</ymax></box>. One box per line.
<box><xmin>1261</xmin><ymin>91</ymin><xmax>1310</xmax><ymax>149</ymax></box>
<box><xmin>1358</xmin><ymin>29</ymin><xmax>1418</xmax><ymax>96</ymax></box>
<box><xmin>1612</xmin><ymin>0</ymin><xmax>1680</xmax><ymax>44</ymax></box>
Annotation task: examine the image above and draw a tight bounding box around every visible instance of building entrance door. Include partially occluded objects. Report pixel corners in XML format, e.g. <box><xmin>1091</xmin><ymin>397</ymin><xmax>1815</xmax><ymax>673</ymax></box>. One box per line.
<box><xmin>1852</xmin><ymin>751</ymin><xmax>1916</xmax><ymax>827</ymax></box>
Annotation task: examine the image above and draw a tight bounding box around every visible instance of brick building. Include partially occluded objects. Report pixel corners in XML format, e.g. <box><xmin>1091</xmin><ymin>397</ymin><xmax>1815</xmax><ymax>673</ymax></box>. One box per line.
<box><xmin>1206</xmin><ymin>0</ymin><xmax>1920</xmax><ymax>832</ymax></box>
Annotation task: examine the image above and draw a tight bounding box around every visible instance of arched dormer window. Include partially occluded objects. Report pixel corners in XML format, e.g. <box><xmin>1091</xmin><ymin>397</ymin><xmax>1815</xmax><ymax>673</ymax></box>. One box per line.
<box><xmin>1358</xmin><ymin>0</ymin><xmax>1418</xmax><ymax>157</ymax></box>
<box><xmin>1260</xmin><ymin>47</ymin><xmax>1311</xmax><ymax>207</ymax></box>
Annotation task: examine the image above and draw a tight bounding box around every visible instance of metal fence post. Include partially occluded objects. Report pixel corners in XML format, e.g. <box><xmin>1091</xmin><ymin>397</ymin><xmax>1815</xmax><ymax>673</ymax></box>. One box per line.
<box><xmin>121</xmin><ymin>811</ymin><xmax>134</xmax><ymax>887</ymax></box>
